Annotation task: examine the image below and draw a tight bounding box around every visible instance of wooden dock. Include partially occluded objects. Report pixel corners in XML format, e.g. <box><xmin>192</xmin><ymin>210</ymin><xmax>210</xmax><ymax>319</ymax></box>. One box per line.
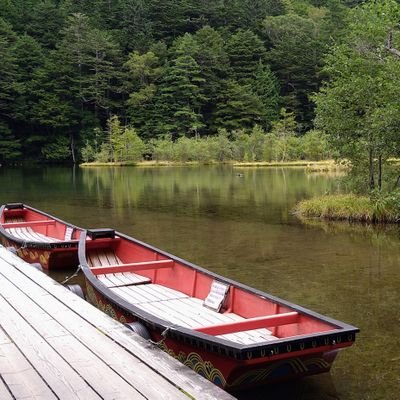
<box><xmin>0</xmin><ymin>246</ymin><xmax>235</xmax><ymax>400</ymax></box>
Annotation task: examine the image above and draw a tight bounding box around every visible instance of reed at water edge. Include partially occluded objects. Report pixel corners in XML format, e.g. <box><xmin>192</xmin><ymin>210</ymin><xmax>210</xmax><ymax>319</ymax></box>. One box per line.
<box><xmin>294</xmin><ymin>194</ymin><xmax>400</xmax><ymax>224</ymax></box>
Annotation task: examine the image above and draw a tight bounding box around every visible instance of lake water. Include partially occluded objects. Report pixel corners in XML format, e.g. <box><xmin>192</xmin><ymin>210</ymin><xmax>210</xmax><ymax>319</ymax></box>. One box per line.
<box><xmin>0</xmin><ymin>165</ymin><xmax>399</xmax><ymax>400</ymax></box>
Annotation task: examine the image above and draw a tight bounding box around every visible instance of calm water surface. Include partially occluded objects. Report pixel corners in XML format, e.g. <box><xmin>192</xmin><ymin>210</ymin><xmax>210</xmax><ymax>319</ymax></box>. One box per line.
<box><xmin>0</xmin><ymin>165</ymin><xmax>399</xmax><ymax>400</ymax></box>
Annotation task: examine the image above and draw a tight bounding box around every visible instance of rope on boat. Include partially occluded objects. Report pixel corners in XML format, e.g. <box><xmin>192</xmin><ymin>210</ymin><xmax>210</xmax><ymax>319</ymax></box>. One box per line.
<box><xmin>15</xmin><ymin>241</ymin><xmax>27</xmax><ymax>251</ymax></box>
<box><xmin>61</xmin><ymin>264</ymin><xmax>82</xmax><ymax>284</ymax></box>
<box><xmin>149</xmin><ymin>326</ymin><xmax>172</xmax><ymax>346</ymax></box>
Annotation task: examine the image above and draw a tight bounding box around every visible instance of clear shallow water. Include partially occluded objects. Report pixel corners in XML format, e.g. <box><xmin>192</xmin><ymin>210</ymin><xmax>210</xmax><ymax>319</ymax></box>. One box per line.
<box><xmin>0</xmin><ymin>165</ymin><xmax>399</xmax><ymax>399</ymax></box>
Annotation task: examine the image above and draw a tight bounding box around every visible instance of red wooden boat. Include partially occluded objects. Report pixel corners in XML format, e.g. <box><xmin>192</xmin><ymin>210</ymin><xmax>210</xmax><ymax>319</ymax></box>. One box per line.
<box><xmin>0</xmin><ymin>203</ymin><xmax>82</xmax><ymax>270</ymax></box>
<box><xmin>79</xmin><ymin>229</ymin><xmax>359</xmax><ymax>391</ymax></box>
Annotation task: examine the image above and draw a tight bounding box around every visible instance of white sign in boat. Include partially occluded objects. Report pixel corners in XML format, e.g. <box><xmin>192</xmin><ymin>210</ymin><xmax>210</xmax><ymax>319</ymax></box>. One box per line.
<box><xmin>203</xmin><ymin>281</ymin><xmax>229</xmax><ymax>312</ymax></box>
<box><xmin>64</xmin><ymin>226</ymin><xmax>73</xmax><ymax>241</ymax></box>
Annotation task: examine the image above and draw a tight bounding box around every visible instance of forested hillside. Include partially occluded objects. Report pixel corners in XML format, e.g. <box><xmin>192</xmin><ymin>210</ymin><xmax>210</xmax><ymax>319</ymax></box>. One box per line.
<box><xmin>0</xmin><ymin>0</ymin><xmax>361</xmax><ymax>163</ymax></box>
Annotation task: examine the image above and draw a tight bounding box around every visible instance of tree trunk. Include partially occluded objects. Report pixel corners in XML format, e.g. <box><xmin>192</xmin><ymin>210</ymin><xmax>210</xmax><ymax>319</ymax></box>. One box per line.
<box><xmin>70</xmin><ymin>132</ymin><xmax>76</xmax><ymax>164</ymax></box>
<box><xmin>385</xmin><ymin>31</ymin><xmax>400</xmax><ymax>58</ymax></box>
<box><xmin>369</xmin><ymin>148</ymin><xmax>375</xmax><ymax>190</ymax></box>
<box><xmin>394</xmin><ymin>175</ymin><xmax>400</xmax><ymax>189</ymax></box>
<box><xmin>378</xmin><ymin>154</ymin><xmax>382</xmax><ymax>191</ymax></box>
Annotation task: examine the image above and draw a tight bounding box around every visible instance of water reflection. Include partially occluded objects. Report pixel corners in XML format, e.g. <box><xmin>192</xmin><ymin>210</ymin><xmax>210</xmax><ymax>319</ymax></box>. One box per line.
<box><xmin>0</xmin><ymin>165</ymin><xmax>398</xmax><ymax>399</ymax></box>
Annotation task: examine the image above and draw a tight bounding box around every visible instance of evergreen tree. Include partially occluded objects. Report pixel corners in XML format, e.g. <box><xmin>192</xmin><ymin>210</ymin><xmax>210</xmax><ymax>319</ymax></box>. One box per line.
<box><xmin>119</xmin><ymin>0</ymin><xmax>153</xmax><ymax>51</ymax></box>
<box><xmin>155</xmin><ymin>55</ymin><xmax>206</xmax><ymax>137</ymax></box>
<box><xmin>59</xmin><ymin>13</ymin><xmax>122</xmax><ymax>122</ymax></box>
<box><xmin>252</xmin><ymin>63</ymin><xmax>280</xmax><ymax>130</ymax></box>
<box><xmin>26</xmin><ymin>0</ymin><xmax>66</xmax><ymax>49</ymax></box>
<box><xmin>124</xmin><ymin>50</ymin><xmax>163</xmax><ymax>137</ymax></box>
<box><xmin>12</xmin><ymin>34</ymin><xmax>44</xmax><ymax>124</ymax></box>
<box><xmin>0</xmin><ymin>17</ymin><xmax>17</xmax><ymax>148</ymax></box>
<box><xmin>212</xmin><ymin>80</ymin><xmax>263</xmax><ymax>131</ymax></box>
<box><xmin>193</xmin><ymin>26</ymin><xmax>229</xmax><ymax>124</ymax></box>
<box><xmin>0</xmin><ymin>120</ymin><xmax>21</xmax><ymax>163</ymax></box>
<box><xmin>263</xmin><ymin>12</ymin><xmax>327</xmax><ymax>131</ymax></box>
<box><xmin>226</xmin><ymin>30</ymin><xmax>266</xmax><ymax>84</ymax></box>
<box><xmin>147</xmin><ymin>0</ymin><xmax>188</xmax><ymax>42</ymax></box>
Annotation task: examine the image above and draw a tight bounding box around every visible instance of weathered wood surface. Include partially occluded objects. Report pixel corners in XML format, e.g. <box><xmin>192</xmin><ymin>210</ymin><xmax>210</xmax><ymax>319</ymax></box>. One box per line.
<box><xmin>0</xmin><ymin>246</ymin><xmax>235</xmax><ymax>400</ymax></box>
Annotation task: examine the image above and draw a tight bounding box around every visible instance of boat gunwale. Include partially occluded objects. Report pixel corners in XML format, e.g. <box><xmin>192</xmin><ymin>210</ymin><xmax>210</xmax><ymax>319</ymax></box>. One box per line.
<box><xmin>78</xmin><ymin>230</ymin><xmax>359</xmax><ymax>358</ymax></box>
<box><xmin>0</xmin><ymin>203</ymin><xmax>82</xmax><ymax>249</ymax></box>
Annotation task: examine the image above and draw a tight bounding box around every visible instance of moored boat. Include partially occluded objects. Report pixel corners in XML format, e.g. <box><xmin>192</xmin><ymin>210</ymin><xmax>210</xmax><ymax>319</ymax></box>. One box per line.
<box><xmin>78</xmin><ymin>228</ymin><xmax>359</xmax><ymax>390</ymax></box>
<box><xmin>0</xmin><ymin>203</ymin><xmax>82</xmax><ymax>269</ymax></box>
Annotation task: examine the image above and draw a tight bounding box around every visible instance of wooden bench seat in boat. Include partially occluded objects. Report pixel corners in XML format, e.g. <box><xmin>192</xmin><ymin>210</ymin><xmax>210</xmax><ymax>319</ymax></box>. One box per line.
<box><xmin>110</xmin><ymin>284</ymin><xmax>278</xmax><ymax>345</ymax></box>
<box><xmin>89</xmin><ymin>249</ymin><xmax>151</xmax><ymax>287</ymax></box>
<box><xmin>97</xmin><ymin>272</ymin><xmax>151</xmax><ymax>288</ymax></box>
<box><xmin>5</xmin><ymin>227</ymin><xmax>60</xmax><ymax>243</ymax></box>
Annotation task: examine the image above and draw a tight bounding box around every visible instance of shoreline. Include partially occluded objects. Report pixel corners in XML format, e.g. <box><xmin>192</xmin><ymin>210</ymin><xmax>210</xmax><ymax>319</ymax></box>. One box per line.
<box><xmin>80</xmin><ymin>159</ymin><xmax>343</xmax><ymax>169</ymax></box>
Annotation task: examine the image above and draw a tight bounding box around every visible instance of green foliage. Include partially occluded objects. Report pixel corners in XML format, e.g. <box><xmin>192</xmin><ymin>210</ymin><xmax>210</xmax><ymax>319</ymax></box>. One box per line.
<box><xmin>301</xmin><ymin>129</ymin><xmax>330</xmax><ymax>160</ymax></box>
<box><xmin>81</xmin><ymin>141</ymin><xmax>96</xmax><ymax>163</ymax></box>
<box><xmin>41</xmin><ymin>135</ymin><xmax>71</xmax><ymax>161</ymax></box>
<box><xmin>296</xmin><ymin>192</ymin><xmax>400</xmax><ymax>223</ymax></box>
<box><xmin>26</xmin><ymin>0</ymin><xmax>65</xmax><ymax>49</ymax></box>
<box><xmin>0</xmin><ymin>0</ymin><xmax>357</xmax><ymax>162</ymax></box>
<box><xmin>147</xmin><ymin>124</ymin><xmax>331</xmax><ymax>163</ymax></box>
<box><xmin>314</xmin><ymin>0</ymin><xmax>400</xmax><ymax>192</ymax></box>
<box><xmin>155</xmin><ymin>54</ymin><xmax>206</xmax><ymax>137</ymax></box>
<box><xmin>251</xmin><ymin>63</ymin><xmax>280</xmax><ymax>129</ymax></box>
<box><xmin>213</xmin><ymin>80</ymin><xmax>264</xmax><ymax>132</ymax></box>
<box><xmin>263</xmin><ymin>11</ymin><xmax>329</xmax><ymax>130</ymax></box>
<box><xmin>94</xmin><ymin>115</ymin><xmax>145</xmax><ymax>162</ymax></box>
<box><xmin>226</xmin><ymin>30</ymin><xmax>266</xmax><ymax>84</ymax></box>
<box><xmin>0</xmin><ymin>120</ymin><xmax>21</xmax><ymax>162</ymax></box>
<box><xmin>269</xmin><ymin>108</ymin><xmax>297</xmax><ymax>161</ymax></box>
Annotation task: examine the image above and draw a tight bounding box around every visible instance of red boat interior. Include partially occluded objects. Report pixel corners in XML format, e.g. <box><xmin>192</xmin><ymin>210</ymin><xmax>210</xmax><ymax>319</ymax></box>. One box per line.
<box><xmin>85</xmin><ymin>234</ymin><xmax>339</xmax><ymax>345</ymax></box>
<box><xmin>1</xmin><ymin>207</ymin><xmax>81</xmax><ymax>242</ymax></box>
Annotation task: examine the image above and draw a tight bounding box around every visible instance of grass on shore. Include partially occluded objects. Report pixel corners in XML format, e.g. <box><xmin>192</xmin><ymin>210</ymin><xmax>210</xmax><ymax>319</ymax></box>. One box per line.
<box><xmin>232</xmin><ymin>160</ymin><xmax>344</xmax><ymax>169</ymax></box>
<box><xmin>81</xmin><ymin>159</ymin><xmax>345</xmax><ymax>169</ymax></box>
<box><xmin>79</xmin><ymin>160</ymin><xmax>215</xmax><ymax>167</ymax></box>
<box><xmin>295</xmin><ymin>194</ymin><xmax>400</xmax><ymax>223</ymax></box>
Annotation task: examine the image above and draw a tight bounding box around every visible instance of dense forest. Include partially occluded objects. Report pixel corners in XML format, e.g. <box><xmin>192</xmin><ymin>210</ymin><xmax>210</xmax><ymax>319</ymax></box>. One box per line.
<box><xmin>0</xmin><ymin>0</ymin><xmax>386</xmax><ymax>165</ymax></box>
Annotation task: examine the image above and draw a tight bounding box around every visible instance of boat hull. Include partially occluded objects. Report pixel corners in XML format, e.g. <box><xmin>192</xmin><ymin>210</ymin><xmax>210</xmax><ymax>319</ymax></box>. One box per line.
<box><xmin>0</xmin><ymin>203</ymin><xmax>82</xmax><ymax>270</ymax></box>
<box><xmin>84</xmin><ymin>280</ymin><xmax>349</xmax><ymax>390</ymax></box>
<box><xmin>0</xmin><ymin>235</ymin><xmax>79</xmax><ymax>269</ymax></box>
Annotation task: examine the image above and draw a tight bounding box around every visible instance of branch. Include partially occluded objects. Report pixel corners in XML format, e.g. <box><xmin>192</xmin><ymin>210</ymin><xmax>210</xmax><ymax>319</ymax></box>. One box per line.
<box><xmin>385</xmin><ymin>30</ymin><xmax>400</xmax><ymax>58</ymax></box>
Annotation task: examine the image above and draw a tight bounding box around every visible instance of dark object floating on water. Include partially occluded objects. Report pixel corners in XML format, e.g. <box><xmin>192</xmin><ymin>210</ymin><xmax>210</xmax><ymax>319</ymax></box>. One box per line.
<box><xmin>0</xmin><ymin>203</ymin><xmax>83</xmax><ymax>270</ymax></box>
<box><xmin>78</xmin><ymin>228</ymin><xmax>359</xmax><ymax>391</ymax></box>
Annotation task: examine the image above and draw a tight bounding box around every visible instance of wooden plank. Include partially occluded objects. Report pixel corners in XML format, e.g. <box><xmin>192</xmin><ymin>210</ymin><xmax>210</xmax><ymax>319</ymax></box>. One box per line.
<box><xmin>195</xmin><ymin>312</ymin><xmax>299</xmax><ymax>336</ymax></box>
<box><xmin>25</xmin><ymin>227</ymin><xmax>55</xmax><ymax>243</ymax></box>
<box><xmin>0</xmin><ymin>291</ymin><xmax>102</xmax><ymax>400</ymax></box>
<box><xmin>88</xmin><ymin>250</ymin><xmax>121</xmax><ymax>267</ymax></box>
<box><xmin>134</xmin><ymin>299</ymin><xmax>263</xmax><ymax>345</ymax></box>
<box><xmin>87</xmin><ymin>251</ymin><xmax>101</xmax><ymax>267</ymax></box>
<box><xmin>91</xmin><ymin>259</ymin><xmax>174</xmax><ymax>275</ymax></box>
<box><xmin>0</xmin><ymin>377</ymin><xmax>13</xmax><ymax>400</ymax></box>
<box><xmin>111</xmin><ymin>284</ymin><xmax>188</xmax><ymax>304</ymax></box>
<box><xmin>110</xmin><ymin>286</ymin><xmax>154</xmax><ymax>304</ymax></box>
<box><xmin>6</xmin><ymin>227</ymin><xmax>59</xmax><ymax>243</ymax></box>
<box><xmin>120</xmin><ymin>272</ymin><xmax>151</xmax><ymax>285</ymax></box>
<box><xmin>97</xmin><ymin>272</ymin><xmax>150</xmax><ymax>288</ymax></box>
<box><xmin>2</xmin><ymin>219</ymin><xmax>56</xmax><ymax>228</ymax></box>
<box><xmin>0</xmin><ymin>247</ymin><xmax>235</xmax><ymax>400</ymax></box>
<box><xmin>0</xmin><ymin>326</ymin><xmax>57</xmax><ymax>400</ymax></box>
<box><xmin>136</xmin><ymin>301</ymin><xmax>194</xmax><ymax>328</ymax></box>
<box><xmin>0</xmin><ymin>257</ymin><xmax>195</xmax><ymax>400</ymax></box>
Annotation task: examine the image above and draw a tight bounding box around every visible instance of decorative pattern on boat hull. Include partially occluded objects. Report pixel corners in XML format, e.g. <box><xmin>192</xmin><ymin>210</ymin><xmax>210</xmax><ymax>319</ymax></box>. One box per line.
<box><xmin>0</xmin><ymin>237</ymin><xmax>51</xmax><ymax>268</ymax></box>
<box><xmin>159</xmin><ymin>342</ymin><xmax>227</xmax><ymax>387</ymax></box>
<box><xmin>158</xmin><ymin>341</ymin><xmax>331</xmax><ymax>389</ymax></box>
<box><xmin>229</xmin><ymin>357</ymin><xmax>331</xmax><ymax>388</ymax></box>
<box><xmin>86</xmin><ymin>284</ymin><xmax>128</xmax><ymax>323</ymax></box>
